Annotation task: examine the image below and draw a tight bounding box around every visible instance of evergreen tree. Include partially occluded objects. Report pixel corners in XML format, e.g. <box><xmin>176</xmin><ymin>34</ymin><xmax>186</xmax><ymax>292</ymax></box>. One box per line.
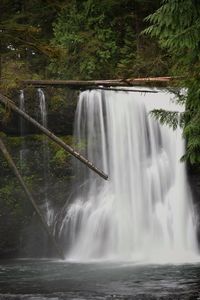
<box><xmin>0</xmin><ymin>0</ymin><xmax>65</xmax><ymax>88</ymax></box>
<box><xmin>144</xmin><ymin>0</ymin><xmax>200</xmax><ymax>165</ymax></box>
<box><xmin>50</xmin><ymin>0</ymin><xmax>165</xmax><ymax>79</ymax></box>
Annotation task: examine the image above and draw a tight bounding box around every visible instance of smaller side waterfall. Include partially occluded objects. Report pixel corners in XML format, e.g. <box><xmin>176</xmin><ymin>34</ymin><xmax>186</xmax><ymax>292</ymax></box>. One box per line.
<box><xmin>19</xmin><ymin>90</ymin><xmax>25</xmax><ymax>132</ymax></box>
<box><xmin>38</xmin><ymin>88</ymin><xmax>47</xmax><ymax>128</ymax></box>
<box><xmin>37</xmin><ymin>88</ymin><xmax>52</xmax><ymax>225</ymax></box>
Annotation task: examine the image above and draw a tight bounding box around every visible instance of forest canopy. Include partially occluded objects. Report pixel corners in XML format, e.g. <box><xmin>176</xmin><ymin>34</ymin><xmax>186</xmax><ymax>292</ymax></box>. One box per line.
<box><xmin>144</xmin><ymin>0</ymin><xmax>200</xmax><ymax>164</ymax></box>
<box><xmin>0</xmin><ymin>0</ymin><xmax>200</xmax><ymax>164</ymax></box>
<box><xmin>0</xmin><ymin>0</ymin><xmax>167</xmax><ymax>82</ymax></box>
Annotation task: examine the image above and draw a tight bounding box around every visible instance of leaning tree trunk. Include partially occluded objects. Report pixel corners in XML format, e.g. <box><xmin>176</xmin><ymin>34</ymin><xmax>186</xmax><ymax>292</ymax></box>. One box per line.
<box><xmin>0</xmin><ymin>93</ymin><xmax>108</xmax><ymax>180</ymax></box>
<box><xmin>0</xmin><ymin>138</ymin><xmax>65</xmax><ymax>260</ymax></box>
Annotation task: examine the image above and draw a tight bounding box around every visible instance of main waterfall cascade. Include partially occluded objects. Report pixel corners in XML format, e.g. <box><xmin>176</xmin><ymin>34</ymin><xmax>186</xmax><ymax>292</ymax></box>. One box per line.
<box><xmin>59</xmin><ymin>87</ymin><xmax>198</xmax><ymax>263</ymax></box>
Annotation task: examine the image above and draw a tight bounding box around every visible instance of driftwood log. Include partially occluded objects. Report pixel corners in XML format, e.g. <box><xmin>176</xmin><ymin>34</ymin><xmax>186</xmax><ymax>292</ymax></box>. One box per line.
<box><xmin>0</xmin><ymin>93</ymin><xmax>108</xmax><ymax>180</ymax></box>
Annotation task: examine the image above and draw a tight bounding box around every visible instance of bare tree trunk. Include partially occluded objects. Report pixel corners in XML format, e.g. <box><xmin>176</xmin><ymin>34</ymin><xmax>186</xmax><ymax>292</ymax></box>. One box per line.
<box><xmin>0</xmin><ymin>93</ymin><xmax>108</xmax><ymax>180</ymax></box>
<box><xmin>0</xmin><ymin>137</ymin><xmax>65</xmax><ymax>260</ymax></box>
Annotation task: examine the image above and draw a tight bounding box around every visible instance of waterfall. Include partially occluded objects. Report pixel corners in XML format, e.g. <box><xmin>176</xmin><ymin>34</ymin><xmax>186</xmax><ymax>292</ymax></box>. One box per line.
<box><xmin>38</xmin><ymin>88</ymin><xmax>52</xmax><ymax>225</ymax></box>
<box><xmin>61</xmin><ymin>87</ymin><xmax>198</xmax><ymax>263</ymax></box>
<box><xmin>19</xmin><ymin>90</ymin><xmax>26</xmax><ymax>170</ymax></box>
<box><xmin>38</xmin><ymin>88</ymin><xmax>47</xmax><ymax>128</ymax></box>
<box><xmin>19</xmin><ymin>90</ymin><xmax>25</xmax><ymax>131</ymax></box>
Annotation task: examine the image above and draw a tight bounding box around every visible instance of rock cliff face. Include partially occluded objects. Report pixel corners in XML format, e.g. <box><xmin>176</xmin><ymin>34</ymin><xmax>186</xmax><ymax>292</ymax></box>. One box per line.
<box><xmin>188</xmin><ymin>164</ymin><xmax>200</xmax><ymax>241</ymax></box>
<box><xmin>1</xmin><ymin>88</ymin><xmax>78</xmax><ymax>136</ymax></box>
<box><xmin>0</xmin><ymin>134</ymin><xmax>75</xmax><ymax>258</ymax></box>
<box><xmin>189</xmin><ymin>166</ymin><xmax>200</xmax><ymax>204</ymax></box>
<box><xmin>0</xmin><ymin>87</ymin><xmax>79</xmax><ymax>258</ymax></box>
<box><xmin>1</xmin><ymin>106</ymin><xmax>76</xmax><ymax>136</ymax></box>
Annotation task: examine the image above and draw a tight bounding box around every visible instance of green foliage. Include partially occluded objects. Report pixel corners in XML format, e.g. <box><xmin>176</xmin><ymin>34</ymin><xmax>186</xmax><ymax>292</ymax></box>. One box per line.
<box><xmin>50</xmin><ymin>0</ymin><xmax>166</xmax><ymax>79</ymax></box>
<box><xmin>50</xmin><ymin>136</ymin><xmax>72</xmax><ymax>167</ymax></box>
<box><xmin>0</xmin><ymin>0</ymin><xmax>64</xmax><ymax>56</ymax></box>
<box><xmin>50</xmin><ymin>135</ymin><xmax>86</xmax><ymax>167</ymax></box>
<box><xmin>0</xmin><ymin>0</ymin><xmax>65</xmax><ymax>93</ymax></box>
<box><xmin>150</xmin><ymin>89</ymin><xmax>188</xmax><ymax>129</ymax></box>
<box><xmin>50</xmin><ymin>1</ymin><xmax>118</xmax><ymax>79</ymax></box>
<box><xmin>182</xmin><ymin>79</ymin><xmax>200</xmax><ymax>164</ymax></box>
<box><xmin>150</xmin><ymin>109</ymin><xmax>181</xmax><ymax>130</ymax></box>
<box><xmin>144</xmin><ymin>0</ymin><xmax>200</xmax><ymax>50</ymax></box>
<box><xmin>52</xmin><ymin>149</ymin><xmax>68</xmax><ymax>164</ymax></box>
<box><xmin>143</xmin><ymin>0</ymin><xmax>200</xmax><ymax>77</ymax></box>
<box><xmin>0</xmin><ymin>0</ymin><xmax>167</xmax><ymax>84</ymax></box>
<box><xmin>145</xmin><ymin>0</ymin><xmax>200</xmax><ymax>165</ymax></box>
<box><xmin>49</xmin><ymin>94</ymin><xmax>67</xmax><ymax>112</ymax></box>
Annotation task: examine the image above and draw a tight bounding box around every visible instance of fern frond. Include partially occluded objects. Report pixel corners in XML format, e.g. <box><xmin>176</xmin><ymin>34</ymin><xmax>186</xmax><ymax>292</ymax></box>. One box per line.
<box><xmin>150</xmin><ymin>109</ymin><xmax>185</xmax><ymax>130</ymax></box>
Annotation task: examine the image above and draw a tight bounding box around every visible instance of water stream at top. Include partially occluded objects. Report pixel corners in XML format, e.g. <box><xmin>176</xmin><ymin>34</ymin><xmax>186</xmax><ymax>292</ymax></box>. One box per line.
<box><xmin>59</xmin><ymin>87</ymin><xmax>198</xmax><ymax>264</ymax></box>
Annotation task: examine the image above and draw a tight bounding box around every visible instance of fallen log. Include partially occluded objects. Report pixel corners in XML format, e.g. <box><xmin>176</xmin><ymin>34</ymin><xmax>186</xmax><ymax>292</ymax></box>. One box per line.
<box><xmin>0</xmin><ymin>137</ymin><xmax>65</xmax><ymax>260</ymax></box>
<box><xmin>22</xmin><ymin>79</ymin><xmax>129</xmax><ymax>87</ymax></box>
<box><xmin>0</xmin><ymin>93</ymin><xmax>108</xmax><ymax>180</ymax></box>
<box><xmin>85</xmin><ymin>86</ymin><xmax>158</xmax><ymax>93</ymax></box>
<box><xmin>21</xmin><ymin>76</ymin><xmax>179</xmax><ymax>88</ymax></box>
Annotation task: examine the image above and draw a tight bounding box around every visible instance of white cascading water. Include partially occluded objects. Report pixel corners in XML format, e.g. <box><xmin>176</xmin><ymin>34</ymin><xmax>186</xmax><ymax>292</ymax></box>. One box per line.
<box><xmin>19</xmin><ymin>90</ymin><xmax>25</xmax><ymax>130</ymax></box>
<box><xmin>38</xmin><ymin>88</ymin><xmax>47</xmax><ymax>128</ymax></box>
<box><xmin>61</xmin><ymin>87</ymin><xmax>198</xmax><ymax>263</ymax></box>
<box><xmin>38</xmin><ymin>88</ymin><xmax>53</xmax><ymax>225</ymax></box>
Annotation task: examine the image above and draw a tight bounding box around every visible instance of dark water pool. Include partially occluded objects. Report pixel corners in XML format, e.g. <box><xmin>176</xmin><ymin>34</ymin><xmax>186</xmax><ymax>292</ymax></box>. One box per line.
<box><xmin>0</xmin><ymin>259</ymin><xmax>200</xmax><ymax>299</ymax></box>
